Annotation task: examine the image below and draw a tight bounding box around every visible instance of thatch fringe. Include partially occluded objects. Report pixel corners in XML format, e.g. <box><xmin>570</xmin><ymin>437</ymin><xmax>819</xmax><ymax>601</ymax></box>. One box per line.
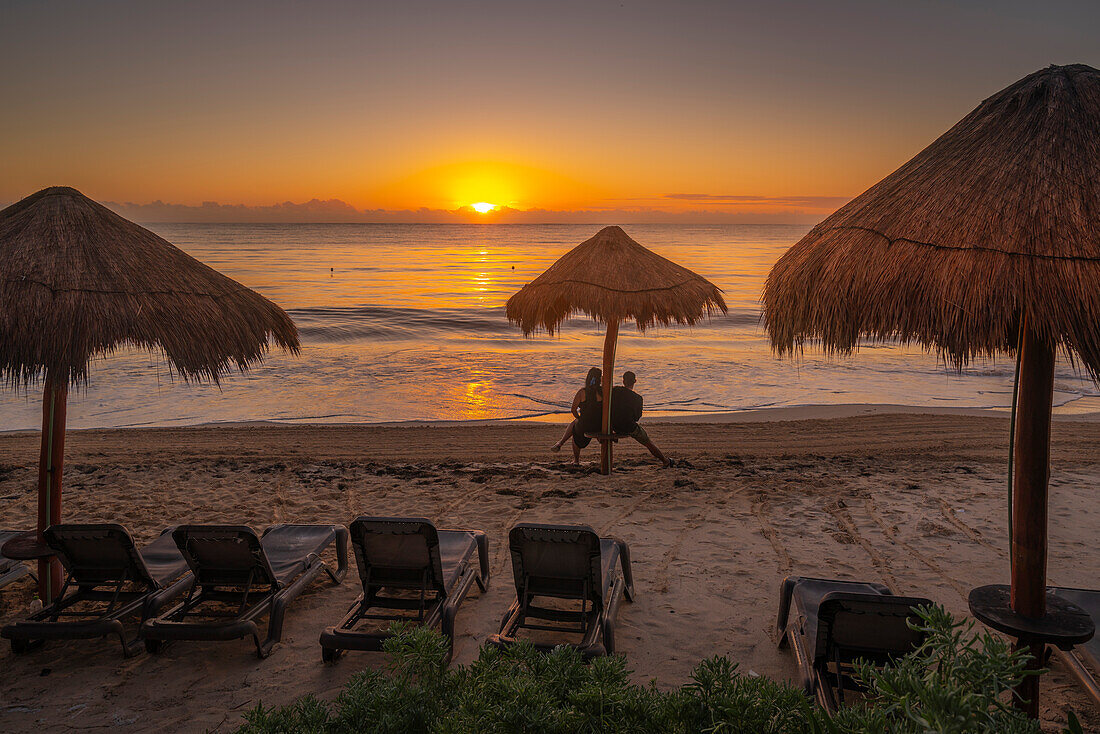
<box><xmin>0</xmin><ymin>187</ymin><xmax>299</xmax><ymax>386</ymax></box>
<box><xmin>506</xmin><ymin>226</ymin><xmax>727</xmax><ymax>334</ymax></box>
<box><xmin>763</xmin><ymin>64</ymin><xmax>1100</xmax><ymax>383</ymax></box>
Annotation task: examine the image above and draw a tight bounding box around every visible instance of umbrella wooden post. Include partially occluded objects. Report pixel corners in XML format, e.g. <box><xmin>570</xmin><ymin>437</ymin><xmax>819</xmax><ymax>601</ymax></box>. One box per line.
<box><xmin>0</xmin><ymin>188</ymin><xmax>300</xmax><ymax>608</ymax></box>
<box><xmin>36</xmin><ymin>375</ymin><xmax>67</xmax><ymax>604</ymax></box>
<box><xmin>505</xmin><ymin>227</ymin><xmax>726</xmax><ymax>469</ymax></box>
<box><xmin>599</xmin><ymin>319</ymin><xmax>619</xmax><ymax>475</ymax></box>
<box><xmin>1010</xmin><ymin>319</ymin><xmax>1055</xmax><ymax>717</ymax></box>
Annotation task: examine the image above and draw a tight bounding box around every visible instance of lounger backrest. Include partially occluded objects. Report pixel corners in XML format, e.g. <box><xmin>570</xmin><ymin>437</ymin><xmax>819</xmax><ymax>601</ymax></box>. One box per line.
<box><xmin>508</xmin><ymin>523</ymin><xmax>603</xmax><ymax>603</ymax></box>
<box><xmin>172</xmin><ymin>525</ymin><xmax>279</xmax><ymax>588</ymax></box>
<box><xmin>816</xmin><ymin>592</ymin><xmax>931</xmax><ymax>666</ymax></box>
<box><xmin>349</xmin><ymin>517</ymin><xmax>445</xmax><ymax>595</ymax></box>
<box><xmin>44</xmin><ymin>524</ymin><xmax>158</xmax><ymax>589</ymax></box>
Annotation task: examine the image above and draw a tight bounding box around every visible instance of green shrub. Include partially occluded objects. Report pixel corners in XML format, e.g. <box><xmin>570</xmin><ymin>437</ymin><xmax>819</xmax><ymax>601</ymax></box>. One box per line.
<box><xmin>823</xmin><ymin>605</ymin><xmax>1037</xmax><ymax>734</ymax></box>
<box><xmin>239</xmin><ymin>607</ymin><xmax>1070</xmax><ymax>734</ymax></box>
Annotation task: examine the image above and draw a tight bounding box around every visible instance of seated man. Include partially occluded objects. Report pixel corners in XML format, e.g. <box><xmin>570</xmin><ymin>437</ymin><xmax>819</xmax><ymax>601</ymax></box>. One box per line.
<box><xmin>611</xmin><ymin>371</ymin><xmax>670</xmax><ymax>467</ymax></box>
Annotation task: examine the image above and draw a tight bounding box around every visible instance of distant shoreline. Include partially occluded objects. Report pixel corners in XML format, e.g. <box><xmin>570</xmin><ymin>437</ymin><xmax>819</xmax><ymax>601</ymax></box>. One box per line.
<box><xmin>2</xmin><ymin>400</ymin><xmax>1097</xmax><ymax>435</ymax></box>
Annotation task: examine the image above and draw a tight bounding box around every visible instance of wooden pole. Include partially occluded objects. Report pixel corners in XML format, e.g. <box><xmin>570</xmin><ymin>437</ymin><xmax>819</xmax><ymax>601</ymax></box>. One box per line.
<box><xmin>599</xmin><ymin>319</ymin><xmax>619</xmax><ymax>475</ymax></box>
<box><xmin>1010</xmin><ymin>316</ymin><xmax>1055</xmax><ymax>718</ymax></box>
<box><xmin>36</xmin><ymin>375</ymin><xmax>67</xmax><ymax>603</ymax></box>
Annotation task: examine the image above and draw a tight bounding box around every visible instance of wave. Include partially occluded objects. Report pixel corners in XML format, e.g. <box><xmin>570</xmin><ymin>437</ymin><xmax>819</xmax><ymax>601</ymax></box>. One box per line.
<box><xmin>288</xmin><ymin>305</ymin><xmax>762</xmax><ymax>342</ymax></box>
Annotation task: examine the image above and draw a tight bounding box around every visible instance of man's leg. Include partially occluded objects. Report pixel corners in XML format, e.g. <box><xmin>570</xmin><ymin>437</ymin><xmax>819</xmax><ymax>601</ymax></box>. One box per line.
<box><xmin>632</xmin><ymin>425</ymin><xmax>669</xmax><ymax>467</ymax></box>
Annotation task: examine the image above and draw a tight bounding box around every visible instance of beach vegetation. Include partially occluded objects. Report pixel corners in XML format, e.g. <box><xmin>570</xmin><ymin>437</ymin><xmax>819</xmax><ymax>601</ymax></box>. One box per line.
<box><xmin>238</xmin><ymin>606</ymin><xmax>1070</xmax><ymax>733</ymax></box>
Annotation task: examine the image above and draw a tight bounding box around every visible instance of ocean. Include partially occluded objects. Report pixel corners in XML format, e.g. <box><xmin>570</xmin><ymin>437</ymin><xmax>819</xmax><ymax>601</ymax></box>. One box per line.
<box><xmin>1</xmin><ymin>223</ymin><xmax>1096</xmax><ymax>429</ymax></box>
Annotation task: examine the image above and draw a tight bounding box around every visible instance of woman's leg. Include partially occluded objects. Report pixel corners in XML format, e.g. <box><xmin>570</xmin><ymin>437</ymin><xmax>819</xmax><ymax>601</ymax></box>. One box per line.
<box><xmin>552</xmin><ymin>420</ymin><xmax>575</xmax><ymax>451</ymax></box>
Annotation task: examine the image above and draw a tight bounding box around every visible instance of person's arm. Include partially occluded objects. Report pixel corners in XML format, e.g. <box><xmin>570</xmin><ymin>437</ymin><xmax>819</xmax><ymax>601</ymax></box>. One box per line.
<box><xmin>634</xmin><ymin>394</ymin><xmax>643</xmax><ymax>422</ymax></box>
<box><xmin>571</xmin><ymin>388</ymin><xmax>585</xmax><ymax>419</ymax></box>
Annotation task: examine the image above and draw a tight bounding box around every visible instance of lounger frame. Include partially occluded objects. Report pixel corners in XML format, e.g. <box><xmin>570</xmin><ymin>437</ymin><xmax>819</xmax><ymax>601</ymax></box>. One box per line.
<box><xmin>777</xmin><ymin>576</ymin><xmax>930</xmax><ymax>712</ymax></box>
<box><xmin>319</xmin><ymin>517</ymin><xmax>489</xmax><ymax>663</ymax></box>
<box><xmin>0</xmin><ymin>566</ymin><xmax>30</xmax><ymax>591</ymax></box>
<box><xmin>142</xmin><ymin>524</ymin><xmax>348</xmax><ymax>658</ymax></box>
<box><xmin>1056</xmin><ymin>644</ymin><xmax>1100</xmax><ymax>709</ymax></box>
<box><xmin>491</xmin><ymin>523</ymin><xmax>635</xmax><ymax>659</ymax></box>
<box><xmin>0</xmin><ymin>530</ymin><xmax>32</xmax><ymax>590</ymax></box>
<box><xmin>0</xmin><ymin>561</ymin><xmax>30</xmax><ymax>589</ymax></box>
<box><xmin>2</xmin><ymin>525</ymin><xmax>193</xmax><ymax>657</ymax></box>
<box><xmin>1049</xmin><ymin>587</ymin><xmax>1100</xmax><ymax>709</ymax></box>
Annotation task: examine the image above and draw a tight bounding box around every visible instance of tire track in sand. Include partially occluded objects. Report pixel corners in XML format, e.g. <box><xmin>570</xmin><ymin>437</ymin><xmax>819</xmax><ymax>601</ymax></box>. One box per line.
<box><xmin>862</xmin><ymin>497</ymin><xmax>969</xmax><ymax>599</ymax></box>
<box><xmin>752</xmin><ymin>498</ymin><xmax>794</xmax><ymax>575</ymax></box>
<box><xmin>823</xmin><ymin>499</ymin><xmax>900</xmax><ymax>593</ymax></box>
<box><xmin>937</xmin><ymin>498</ymin><xmax>1004</xmax><ymax>555</ymax></box>
<box><xmin>648</xmin><ymin>507</ymin><xmax>711</xmax><ymax>594</ymax></box>
<box><xmin>595</xmin><ymin>490</ymin><xmax>659</xmax><ymax>537</ymax></box>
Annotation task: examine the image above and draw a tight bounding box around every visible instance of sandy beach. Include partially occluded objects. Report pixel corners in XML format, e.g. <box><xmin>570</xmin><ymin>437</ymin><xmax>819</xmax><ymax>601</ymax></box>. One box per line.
<box><xmin>0</xmin><ymin>411</ymin><xmax>1097</xmax><ymax>732</ymax></box>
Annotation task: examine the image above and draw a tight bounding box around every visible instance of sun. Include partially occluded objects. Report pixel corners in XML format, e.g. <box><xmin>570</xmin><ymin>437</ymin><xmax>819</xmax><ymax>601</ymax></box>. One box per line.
<box><xmin>471</xmin><ymin>202</ymin><xmax>495</xmax><ymax>213</ymax></box>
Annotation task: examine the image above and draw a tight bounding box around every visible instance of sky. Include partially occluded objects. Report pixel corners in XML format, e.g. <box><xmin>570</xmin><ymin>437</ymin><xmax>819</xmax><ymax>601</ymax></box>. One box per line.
<box><xmin>2</xmin><ymin>0</ymin><xmax>1099</xmax><ymax>222</ymax></box>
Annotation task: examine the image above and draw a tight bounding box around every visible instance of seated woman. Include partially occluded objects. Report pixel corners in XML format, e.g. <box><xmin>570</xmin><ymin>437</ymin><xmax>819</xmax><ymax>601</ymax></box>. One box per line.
<box><xmin>551</xmin><ymin>367</ymin><xmax>603</xmax><ymax>464</ymax></box>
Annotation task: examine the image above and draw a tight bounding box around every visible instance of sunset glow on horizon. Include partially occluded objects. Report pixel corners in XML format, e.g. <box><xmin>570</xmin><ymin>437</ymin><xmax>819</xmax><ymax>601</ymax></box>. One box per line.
<box><xmin>2</xmin><ymin>2</ymin><xmax>1097</xmax><ymax>222</ymax></box>
<box><xmin>471</xmin><ymin>202</ymin><xmax>496</xmax><ymax>214</ymax></box>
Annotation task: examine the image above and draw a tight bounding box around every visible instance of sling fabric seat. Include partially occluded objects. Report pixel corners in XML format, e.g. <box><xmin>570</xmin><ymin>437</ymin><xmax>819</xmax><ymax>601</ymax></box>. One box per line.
<box><xmin>488</xmin><ymin>523</ymin><xmax>634</xmax><ymax>658</ymax></box>
<box><xmin>1049</xmin><ymin>587</ymin><xmax>1100</xmax><ymax>708</ymax></box>
<box><xmin>0</xmin><ymin>529</ymin><xmax>32</xmax><ymax>589</ymax></box>
<box><xmin>1</xmin><ymin>524</ymin><xmax>193</xmax><ymax>657</ymax></box>
<box><xmin>319</xmin><ymin>516</ymin><xmax>489</xmax><ymax>663</ymax></box>
<box><xmin>776</xmin><ymin>575</ymin><xmax>932</xmax><ymax>712</ymax></box>
<box><xmin>141</xmin><ymin>523</ymin><xmax>348</xmax><ymax>658</ymax></box>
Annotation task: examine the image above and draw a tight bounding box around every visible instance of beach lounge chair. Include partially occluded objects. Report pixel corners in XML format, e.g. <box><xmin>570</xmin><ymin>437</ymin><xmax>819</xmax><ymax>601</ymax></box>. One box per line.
<box><xmin>488</xmin><ymin>522</ymin><xmax>634</xmax><ymax>658</ymax></box>
<box><xmin>318</xmin><ymin>516</ymin><xmax>489</xmax><ymax>663</ymax></box>
<box><xmin>1048</xmin><ymin>587</ymin><xmax>1100</xmax><ymax>708</ymax></box>
<box><xmin>142</xmin><ymin>523</ymin><xmax>348</xmax><ymax>658</ymax></box>
<box><xmin>1</xmin><ymin>524</ymin><xmax>193</xmax><ymax>657</ymax></box>
<box><xmin>776</xmin><ymin>576</ymin><xmax>932</xmax><ymax>712</ymax></box>
<box><xmin>0</xmin><ymin>529</ymin><xmax>32</xmax><ymax>590</ymax></box>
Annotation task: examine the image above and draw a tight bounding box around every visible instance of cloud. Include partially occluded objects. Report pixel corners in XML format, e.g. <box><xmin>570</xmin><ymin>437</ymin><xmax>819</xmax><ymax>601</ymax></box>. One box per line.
<box><xmin>95</xmin><ymin>197</ymin><xmax>837</xmax><ymax>224</ymax></box>
<box><xmin>663</xmin><ymin>193</ymin><xmax>851</xmax><ymax>208</ymax></box>
<box><xmin>106</xmin><ymin>198</ymin><xmax>369</xmax><ymax>223</ymax></box>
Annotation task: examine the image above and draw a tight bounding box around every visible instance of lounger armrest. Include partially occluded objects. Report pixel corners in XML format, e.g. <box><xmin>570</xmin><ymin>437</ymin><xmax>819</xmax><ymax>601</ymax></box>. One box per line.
<box><xmin>472</xmin><ymin>530</ymin><xmax>490</xmax><ymax>591</ymax></box>
<box><xmin>776</xmin><ymin>576</ymin><xmax>801</xmax><ymax>646</ymax></box>
<box><xmin>142</xmin><ymin>573</ymin><xmax>195</xmax><ymax>620</ymax></box>
<box><xmin>441</xmin><ymin>561</ymin><xmax>482</xmax><ymax>630</ymax></box>
<box><xmin>602</xmin><ymin>575</ymin><xmax>627</xmax><ymax>654</ymax></box>
<box><xmin>788</xmin><ymin>623</ymin><xmax>817</xmax><ymax>697</ymax></box>
<box><xmin>436</xmin><ymin>527</ymin><xmax>490</xmax><ymax>592</ymax></box>
<box><xmin>333</xmin><ymin>525</ymin><xmax>350</xmax><ymax>583</ymax></box>
<box><xmin>608</xmin><ymin>537</ymin><xmax>634</xmax><ymax>602</ymax></box>
<box><xmin>439</xmin><ymin>596</ymin><xmax>462</xmax><ymax>663</ymax></box>
<box><xmin>262</xmin><ymin>555</ymin><xmax>332</xmax><ymax>658</ymax></box>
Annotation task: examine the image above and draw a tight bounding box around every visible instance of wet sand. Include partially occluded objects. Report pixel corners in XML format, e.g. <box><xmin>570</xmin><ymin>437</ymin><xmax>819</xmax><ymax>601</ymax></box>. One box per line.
<box><xmin>0</xmin><ymin>413</ymin><xmax>1098</xmax><ymax>731</ymax></box>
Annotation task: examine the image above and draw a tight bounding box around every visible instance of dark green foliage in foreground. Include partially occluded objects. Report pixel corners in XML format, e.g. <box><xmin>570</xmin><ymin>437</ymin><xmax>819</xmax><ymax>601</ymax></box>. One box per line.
<box><xmin>824</xmin><ymin>605</ymin><xmax>1038</xmax><ymax>734</ymax></box>
<box><xmin>239</xmin><ymin>607</ymin><xmax>1073</xmax><ymax>734</ymax></box>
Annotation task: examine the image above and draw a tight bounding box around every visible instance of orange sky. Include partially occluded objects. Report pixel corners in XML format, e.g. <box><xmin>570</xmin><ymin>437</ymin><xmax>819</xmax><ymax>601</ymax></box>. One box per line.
<box><xmin>2</xmin><ymin>1</ymin><xmax>1098</xmax><ymax>220</ymax></box>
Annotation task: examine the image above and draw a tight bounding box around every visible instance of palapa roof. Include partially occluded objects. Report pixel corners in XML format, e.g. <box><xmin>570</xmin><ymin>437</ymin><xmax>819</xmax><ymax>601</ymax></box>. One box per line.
<box><xmin>506</xmin><ymin>225</ymin><xmax>726</xmax><ymax>335</ymax></box>
<box><xmin>0</xmin><ymin>186</ymin><xmax>299</xmax><ymax>386</ymax></box>
<box><xmin>763</xmin><ymin>64</ymin><xmax>1100</xmax><ymax>382</ymax></box>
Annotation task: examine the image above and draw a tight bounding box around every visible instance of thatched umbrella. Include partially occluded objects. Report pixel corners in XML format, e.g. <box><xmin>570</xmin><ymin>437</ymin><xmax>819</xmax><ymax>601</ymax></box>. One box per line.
<box><xmin>0</xmin><ymin>186</ymin><xmax>299</xmax><ymax>601</ymax></box>
<box><xmin>507</xmin><ymin>225</ymin><xmax>726</xmax><ymax>473</ymax></box>
<box><xmin>763</xmin><ymin>64</ymin><xmax>1100</xmax><ymax>715</ymax></box>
